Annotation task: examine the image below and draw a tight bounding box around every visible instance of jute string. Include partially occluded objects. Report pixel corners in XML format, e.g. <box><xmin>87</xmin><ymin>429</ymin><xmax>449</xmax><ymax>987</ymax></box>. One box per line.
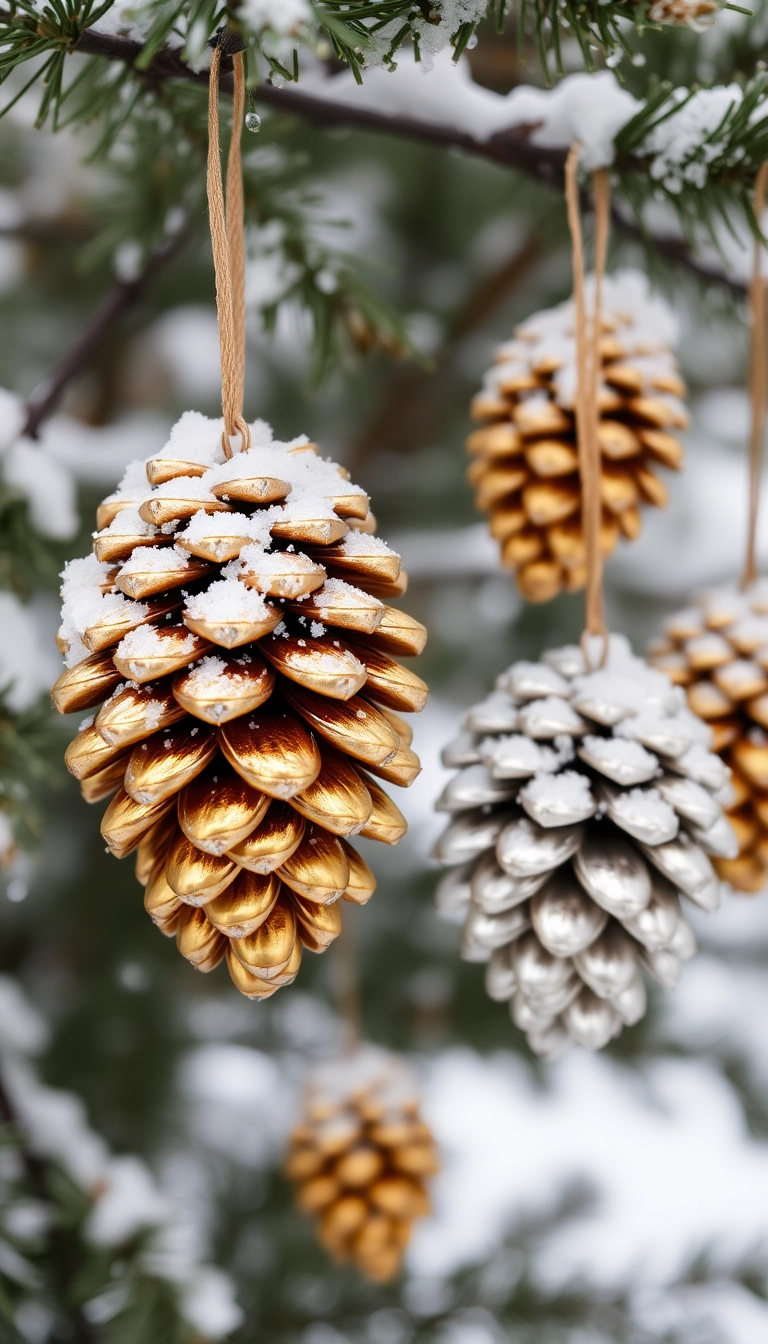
<box><xmin>207</xmin><ymin>43</ymin><xmax>250</xmax><ymax>459</ymax></box>
<box><xmin>742</xmin><ymin>162</ymin><xmax>768</xmax><ymax>589</ymax></box>
<box><xmin>565</xmin><ymin>145</ymin><xmax>611</xmax><ymax>669</ymax></box>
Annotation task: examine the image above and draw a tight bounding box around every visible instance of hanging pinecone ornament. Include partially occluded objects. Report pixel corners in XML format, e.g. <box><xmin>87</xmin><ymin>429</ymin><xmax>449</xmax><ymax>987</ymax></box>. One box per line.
<box><xmin>51</xmin><ymin>414</ymin><xmax>427</xmax><ymax>998</ymax></box>
<box><xmin>468</xmin><ymin>269</ymin><xmax>687</xmax><ymax>603</ymax></box>
<box><xmin>648</xmin><ymin>581</ymin><xmax>768</xmax><ymax>894</ymax></box>
<box><xmin>433</xmin><ymin>634</ymin><xmax>736</xmax><ymax>1058</ymax></box>
<box><xmin>285</xmin><ymin>1046</ymin><xmax>438</xmax><ymax>1282</ymax></box>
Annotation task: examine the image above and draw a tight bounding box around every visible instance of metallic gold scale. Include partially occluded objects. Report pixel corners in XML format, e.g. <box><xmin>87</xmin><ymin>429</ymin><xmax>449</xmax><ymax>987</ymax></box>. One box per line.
<box><xmin>52</xmin><ymin>432</ymin><xmax>428</xmax><ymax>998</ymax></box>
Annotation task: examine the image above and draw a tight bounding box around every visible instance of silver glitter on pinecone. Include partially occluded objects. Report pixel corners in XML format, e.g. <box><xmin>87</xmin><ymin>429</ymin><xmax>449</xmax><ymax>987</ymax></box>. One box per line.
<box><xmin>433</xmin><ymin>634</ymin><xmax>738</xmax><ymax>1059</ymax></box>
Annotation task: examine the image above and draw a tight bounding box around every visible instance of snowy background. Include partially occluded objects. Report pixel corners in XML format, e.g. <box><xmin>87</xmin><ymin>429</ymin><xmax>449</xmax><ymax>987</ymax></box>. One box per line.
<box><xmin>2</xmin><ymin>23</ymin><xmax>768</xmax><ymax>1343</ymax></box>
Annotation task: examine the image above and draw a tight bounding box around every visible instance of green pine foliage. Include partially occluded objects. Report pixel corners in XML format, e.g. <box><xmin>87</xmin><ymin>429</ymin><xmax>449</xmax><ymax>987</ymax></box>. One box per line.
<box><xmin>0</xmin><ymin>1115</ymin><xmax>210</xmax><ymax>1342</ymax></box>
<box><xmin>0</xmin><ymin>486</ymin><xmax>67</xmax><ymax>863</ymax></box>
<box><xmin>0</xmin><ymin>689</ymin><xmax>61</xmax><ymax>856</ymax></box>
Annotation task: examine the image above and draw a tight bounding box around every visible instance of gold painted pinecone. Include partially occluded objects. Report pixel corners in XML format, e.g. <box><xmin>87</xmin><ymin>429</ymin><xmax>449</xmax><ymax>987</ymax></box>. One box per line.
<box><xmin>649</xmin><ymin>580</ymin><xmax>768</xmax><ymax>894</ymax></box>
<box><xmin>468</xmin><ymin>269</ymin><xmax>687</xmax><ymax>603</ymax></box>
<box><xmin>285</xmin><ymin>1046</ymin><xmax>438</xmax><ymax>1282</ymax></box>
<box><xmin>52</xmin><ymin>414</ymin><xmax>428</xmax><ymax>997</ymax></box>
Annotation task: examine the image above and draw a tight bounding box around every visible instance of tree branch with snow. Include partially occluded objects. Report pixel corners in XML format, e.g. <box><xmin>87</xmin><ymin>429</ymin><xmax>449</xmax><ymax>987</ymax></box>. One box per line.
<box><xmin>1</xmin><ymin>3</ymin><xmax>760</xmax><ymax>299</ymax></box>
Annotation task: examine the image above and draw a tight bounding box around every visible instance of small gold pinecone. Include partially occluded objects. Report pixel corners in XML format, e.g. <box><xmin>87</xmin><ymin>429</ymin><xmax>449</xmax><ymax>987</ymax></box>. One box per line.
<box><xmin>649</xmin><ymin>580</ymin><xmax>768</xmax><ymax>893</ymax></box>
<box><xmin>285</xmin><ymin>1047</ymin><xmax>438</xmax><ymax>1282</ymax></box>
<box><xmin>468</xmin><ymin>269</ymin><xmax>687</xmax><ymax>603</ymax></box>
<box><xmin>52</xmin><ymin>414</ymin><xmax>428</xmax><ymax>997</ymax></box>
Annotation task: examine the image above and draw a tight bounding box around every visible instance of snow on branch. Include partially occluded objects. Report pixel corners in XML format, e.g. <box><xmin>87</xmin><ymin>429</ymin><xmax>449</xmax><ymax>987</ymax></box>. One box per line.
<box><xmin>87</xmin><ymin>0</ymin><xmax>733</xmax><ymax>86</ymax></box>
<box><xmin>266</xmin><ymin>58</ymin><xmax>768</xmax><ymax>289</ymax></box>
<box><xmin>0</xmin><ymin>0</ymin><xmax>761</xmax><ymax>293</ymax></box>
<box><xmin>0</xmin><ymin>0</ymin><xmax>741</xmax><ymax>120</ymax></box>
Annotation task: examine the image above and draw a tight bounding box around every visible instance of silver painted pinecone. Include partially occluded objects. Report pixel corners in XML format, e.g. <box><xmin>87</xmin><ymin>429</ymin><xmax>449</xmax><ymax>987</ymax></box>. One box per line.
<box><xmin>433</xmin><ymin>635</ymin><xmax>737</xmax><ymax>1059</ymax></box>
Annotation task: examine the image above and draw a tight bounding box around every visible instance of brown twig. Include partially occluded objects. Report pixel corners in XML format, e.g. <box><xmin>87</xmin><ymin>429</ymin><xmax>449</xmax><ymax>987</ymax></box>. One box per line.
<box><xmin>0</xmin><ymin>217</ymin><xmax>95</xmax><ymax>244</ymax></box>
<box><xmin>22</xmin><ymin>213</ymin><xmax>194</xmax><ymax>439</ymax></box>
<box><xmin>74</xmin><ymin>23</ymin><xmax>226</xmax><ymax>87</ymax></box>
<box><xmin>1</xmin><ymin>16</ymin><xmax>744</xmax><ymax>439</ymax></box>
<box><xmin>348</xmin><ymin>233</ymin><xmax>542</xmax><ymax>472</ymax></box>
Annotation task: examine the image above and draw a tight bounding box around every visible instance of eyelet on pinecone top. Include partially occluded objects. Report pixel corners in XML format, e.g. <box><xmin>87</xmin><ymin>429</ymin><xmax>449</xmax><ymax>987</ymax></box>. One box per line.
<box><xmin>433</xmin><ymin>634</ymin><xmax>737</xmax><ymax>1059</ymax></box>
<box><xmin>649</xmin><ymin>578</ymin><xmax>768</xmax><ymax>894</ymax></box>
<box><xmin>285</xmin><ymin>1045</ymin><xmax>438</xmax><ymax>1282</ymax></box>
<box><xmin>51</xmin><ymin>412</ymin><xmax>428</xmax><ymax>998</ymax></box>
<box><xmin>468</xmin><ymin>269</ymin><xmax>687</xmax><ymax>604</ymax></box>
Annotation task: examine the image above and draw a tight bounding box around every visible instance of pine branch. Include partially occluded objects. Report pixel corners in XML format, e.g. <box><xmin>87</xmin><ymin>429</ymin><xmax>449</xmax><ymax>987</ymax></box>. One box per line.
<box><xmin>21</xmin><ymin>211</ymin><xmax>193</xmax><ymax>439</ymax></box>
<box><xmin>250</xmin><ymin>85</ymin><xmax>750</xmax><ymax>298</ymax></box>
<box><xmin>81</xmin><ymin>0</ymin><xmax>735</xmax><ymax>86</ymax></box>
<box><xmin>73</xmin><ymin>21</ymin><xmax>219</xmax><ymax>86</ymax></box>
<box><xmin>20</xmin><ymin>23</ymin><xmax>749</xmax><ymax>300</ymax></box>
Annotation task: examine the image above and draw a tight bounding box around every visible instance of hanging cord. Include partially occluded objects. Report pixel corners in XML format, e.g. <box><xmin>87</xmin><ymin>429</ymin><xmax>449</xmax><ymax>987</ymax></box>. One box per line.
<box><xmin>207</xmin><ymin>39</ymin><xmax>250</xmax><ymax>459</ymax></box>
<box><xmin>742</xmin><ymin>162</ymin><xmax>768</xmax><ymax>589</ymax></box>
<box><xmin>565</xmin><ymin>145</ymin><xmax>611</xmax><ymax>669</ymax></box>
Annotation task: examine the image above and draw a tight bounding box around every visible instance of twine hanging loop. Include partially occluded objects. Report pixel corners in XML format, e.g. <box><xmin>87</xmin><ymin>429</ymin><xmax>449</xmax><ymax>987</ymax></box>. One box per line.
<box><xmin>565</xmin><ymin>145</ymin><xmax>611</xmax><ymax>670</ymax></box>
<box><xmin>207</xmin><ymin>40</ymin><xmax>250</xmax><ymax>459</ymax></box>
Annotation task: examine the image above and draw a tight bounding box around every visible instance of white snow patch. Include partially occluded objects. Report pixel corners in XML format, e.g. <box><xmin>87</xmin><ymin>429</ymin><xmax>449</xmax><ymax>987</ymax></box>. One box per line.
<box><xmin>3</xmin><ymin>439</ymin><xmax>79</xmax><ymax>539</ymax></box>
<box><xmin>0</xmin><ymin>593</ymin><xmax>60</xmax><ymax>709</ymax></box>
<box><xmin>412</xmin><ymin>1048</ymin><xmax>768</xmax><ymax>1288</ymax></box>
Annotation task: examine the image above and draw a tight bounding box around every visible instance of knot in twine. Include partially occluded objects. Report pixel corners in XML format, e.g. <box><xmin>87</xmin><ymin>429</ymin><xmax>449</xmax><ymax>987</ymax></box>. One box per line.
<box><xmin>208</xmin><ymin>41</ymin><xmax>249</xmax><ymax>459</ymax></box>
<box><xmin>565</xmin><ymin>144</ymin><xmax>611</xmax><ymax>671</ymax></box>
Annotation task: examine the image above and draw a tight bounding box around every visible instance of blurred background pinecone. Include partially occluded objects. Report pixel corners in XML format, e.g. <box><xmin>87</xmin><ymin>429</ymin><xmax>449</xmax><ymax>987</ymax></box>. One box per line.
<box><xmin>649</xmin><ymin>580</ymin><xmax>768</xmax><ymax>893</ymax></box>
<box><xmin>285</xmin><ymin>1046</ymin><xmax>438</xmax><ymax>1282</ymax></box>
